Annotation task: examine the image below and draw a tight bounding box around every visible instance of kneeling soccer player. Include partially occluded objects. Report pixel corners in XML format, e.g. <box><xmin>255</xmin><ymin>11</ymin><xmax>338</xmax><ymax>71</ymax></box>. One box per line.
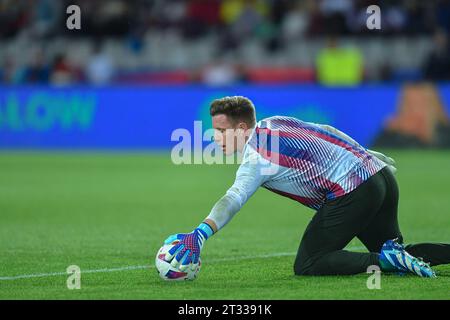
<box><xmin>163</xmin><ymin>96</ymin><xmax>450</xmax><ymax>277</ymax></box>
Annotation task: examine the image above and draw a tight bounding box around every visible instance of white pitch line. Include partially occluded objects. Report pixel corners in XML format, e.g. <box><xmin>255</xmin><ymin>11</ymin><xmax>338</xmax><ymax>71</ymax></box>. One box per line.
<box><xmin>0</xmin><ymin>265</ymin><xmax>151</xmax><ymax>281</ymax></box>
<box><xmin>0</xmin><ymin>246</ymin><xmax>367</xmax><ymax>281</ymax></box>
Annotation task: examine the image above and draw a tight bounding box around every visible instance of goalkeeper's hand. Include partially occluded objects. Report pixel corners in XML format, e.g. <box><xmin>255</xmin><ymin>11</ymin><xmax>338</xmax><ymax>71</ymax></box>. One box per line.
<box><xmin>367</xmin><ymin>149</ymin><xmax>397</xmax><ymax>174</ymax></box>
<box><xmin>163</xmin><ymin>222</ymin><xmax>214</xmax><ymax>271</ymax></box>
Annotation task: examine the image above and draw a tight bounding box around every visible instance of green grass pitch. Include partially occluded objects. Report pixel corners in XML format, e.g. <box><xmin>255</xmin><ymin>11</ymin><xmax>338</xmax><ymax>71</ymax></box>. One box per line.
<box><xmin>0</xmin><ymin>150</ymin><xmax>449</xmax><ymax>299</ymax></box>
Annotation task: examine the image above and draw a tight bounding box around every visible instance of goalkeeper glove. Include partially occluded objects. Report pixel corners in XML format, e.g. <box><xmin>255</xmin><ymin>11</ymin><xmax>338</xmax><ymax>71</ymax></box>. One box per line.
<box><xmin>163</xmin><ymin>222</ymin><xmax>214</xmax><ymax>271</ymax></box>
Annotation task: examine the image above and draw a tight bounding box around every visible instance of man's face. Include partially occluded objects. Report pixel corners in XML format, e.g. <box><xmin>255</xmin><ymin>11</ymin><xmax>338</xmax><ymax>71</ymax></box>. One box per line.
<box><xmin>212</xmin><ymin>114</ymin><xmax>248</xmax><ymax>155</ymax></box>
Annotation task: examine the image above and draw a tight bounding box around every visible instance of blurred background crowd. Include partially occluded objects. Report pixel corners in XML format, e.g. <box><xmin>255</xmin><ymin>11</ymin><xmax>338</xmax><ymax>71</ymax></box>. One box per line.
<box><xmin>1</xmin><ymin>0</ymin><xmax>450</xmax><ymax>86</ymax></box>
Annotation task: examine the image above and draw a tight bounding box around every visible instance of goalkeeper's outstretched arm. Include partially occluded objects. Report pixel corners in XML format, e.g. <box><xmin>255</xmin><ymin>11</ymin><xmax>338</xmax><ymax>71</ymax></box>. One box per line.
<box><xmin>203</xmin><ymin>146</ymin><xmax>272</xmax><ymax>234</ymax></box>
<box><xmin>163</xmin><ymin>145</ymin><xmax>272</xmax><ymax>270</ymax></box>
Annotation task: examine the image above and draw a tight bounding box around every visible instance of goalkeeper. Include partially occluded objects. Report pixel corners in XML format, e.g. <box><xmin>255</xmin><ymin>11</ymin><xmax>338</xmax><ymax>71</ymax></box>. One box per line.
<box><xmin>163</xmin><ymin>96</ymin><xmax>450</xmax><ymax>277</ymax></box>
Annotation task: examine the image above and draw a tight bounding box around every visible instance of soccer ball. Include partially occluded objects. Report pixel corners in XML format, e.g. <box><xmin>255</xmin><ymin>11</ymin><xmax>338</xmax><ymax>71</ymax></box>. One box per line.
<box><xmin>155</xmin><ymin>243</ymin><xmax>201</xmax><ymax>281</ymax></box>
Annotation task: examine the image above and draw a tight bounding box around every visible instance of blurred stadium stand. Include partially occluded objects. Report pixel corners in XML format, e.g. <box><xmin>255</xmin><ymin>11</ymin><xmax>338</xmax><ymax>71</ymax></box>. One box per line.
<box><xmin>1</xmin><ymin>0</ymin><xmax>450</xmax><ymax>86</ymax></box>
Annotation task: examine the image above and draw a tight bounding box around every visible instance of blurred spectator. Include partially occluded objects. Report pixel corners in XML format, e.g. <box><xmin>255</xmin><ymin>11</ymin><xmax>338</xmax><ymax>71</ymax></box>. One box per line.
<box><xmin>384</xmin><ymin>2</ymin><xmax>408</xmax><ymax>34</ymax></box>
<box><xmin>304</xmin><ymin>0</ymin><xmax>325</xmax><ymax>36</ymax></box>
<box><xmin>0</xmin><ymin>55</ymin><xmax>16</xmax><ymax>84</ymax></box>
<box><xmin>183</xmin><ymin>0</ymin><xmax>221</xmax><ymax>38</ymax></box>
<box><xmin>201</xmin><ymin>57</ymin><xmax>240</xmax><ymax>86</ymax></box>
<box><xmin>220</xmin><ymin>0</ymin><xmax>246</xmax><ymax>25</ymax></box>
<box><xmin>150</xmin><ymin>0</ymin><xmax>187</xmax><ymax>30</ymax></box>
<box><xmin>94</xmin><ymin>0</ymin><xmax>131</xmax><ymax>37</ymax></box>
<box><xmin>1</xmin><ymin>0</ymin><xmax>450</xmax><ymax>86</ymax></box>
<box><xmin>270</xmin><ymin>0</ymin><xmax>290</xmax><ymax>27</ymax></box>
<box><xmin>15</xmin><ymin>48</ymin><xmax>50</xmax><ymax>84</ymax></box>
<box><xmin>31</xmin><ymin>0</ymin><xmax>62</xmax><ymax>38</ymax></box>
<box><xmin>229</xmin><ymin>0</ymin><xmax>268</xmax><ymax>41</ymax></box>
<box><xmin>50</xmin><ymin>54</ymin><xmax>78</xmax><ymax>86</ymax></box>
<box><xmin>423</xmin><ymin>29</ymin><xmax>450</xmax><ymax>81</ymax></box>
<box><xmin>218</xmin><ymin>0</ymin><xmax>270</xmax><ymax>51</ymax></box>
<box><xmin>2</xmin><ymin>0</ymin><xmax>449</xmax><ymax>40</ymax></box>
<box><xmin>85</xmin><ymin>44</ymin><xmax>115</xmax><ymax>86</ymax></box>
<box><xmin>316</xmin><ymin>37</ymin><xmax>363</xmax><ymax>86</ymax></box>
<box><xmin>281</xmin><ymin>1</ymin><xmax>309</xmax><ymax>41</ymax></box>
<box><xmin>0</xmin><ymin>0</ymin><xmax>31</xmax><ymax>39</ymax></box>
<box><xmin>403</xmin><ymin>0</ymin><xmax>431</xmax><ymax>35</ymax></box>
<box><xmin>320</xmin><ymin>0</ymin><xmax>353</xmax><ymax>35</ymax></box>
<box><xmin>435</xmin><ymin>0</ymin><xmax>450</xmax><ymax>33</ymax></box>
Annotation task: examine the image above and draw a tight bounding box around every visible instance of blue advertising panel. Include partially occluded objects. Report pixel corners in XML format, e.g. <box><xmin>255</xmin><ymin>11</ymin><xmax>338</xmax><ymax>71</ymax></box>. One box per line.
<box><xmin>1</xmin><ymin>85</ymin><xmax>449</xmax><ymax>149</ymax></box>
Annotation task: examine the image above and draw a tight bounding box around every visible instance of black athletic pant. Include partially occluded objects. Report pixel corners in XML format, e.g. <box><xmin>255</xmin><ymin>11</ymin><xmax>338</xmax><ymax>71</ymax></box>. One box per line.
<box><xmin>294</xmin><ymin>166</ymin><xmax>450</xmax><ymax>275</ymax></box>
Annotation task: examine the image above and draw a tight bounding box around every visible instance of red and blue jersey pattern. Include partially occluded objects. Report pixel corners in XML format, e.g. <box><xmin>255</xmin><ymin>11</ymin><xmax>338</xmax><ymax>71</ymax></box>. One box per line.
<box><xmin>247</xmin><ymin>116</ymin><xmax>386</xmax><ymax>210</ymax></box>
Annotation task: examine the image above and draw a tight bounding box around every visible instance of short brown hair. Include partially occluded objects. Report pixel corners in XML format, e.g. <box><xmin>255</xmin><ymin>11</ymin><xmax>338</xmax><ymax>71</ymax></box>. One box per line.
<box><xmin>210</xmin><ymin>96</ymin><xmax>256</xmax><ymax>128</ymax></box>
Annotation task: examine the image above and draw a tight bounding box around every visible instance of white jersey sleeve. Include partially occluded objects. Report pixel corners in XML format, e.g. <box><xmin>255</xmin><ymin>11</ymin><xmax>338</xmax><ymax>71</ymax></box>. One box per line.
<box><xmin>206</xmin><ymin>144</ymin><xmax>274</xmax><ymax>230</ymax></box>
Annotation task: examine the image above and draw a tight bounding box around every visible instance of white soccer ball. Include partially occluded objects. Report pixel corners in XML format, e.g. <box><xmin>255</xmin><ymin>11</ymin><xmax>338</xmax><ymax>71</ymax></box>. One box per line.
<box><xmin>155</xmin><ymin>243</ymin><xmax>201</xmax><ymax>281</ymax></box>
